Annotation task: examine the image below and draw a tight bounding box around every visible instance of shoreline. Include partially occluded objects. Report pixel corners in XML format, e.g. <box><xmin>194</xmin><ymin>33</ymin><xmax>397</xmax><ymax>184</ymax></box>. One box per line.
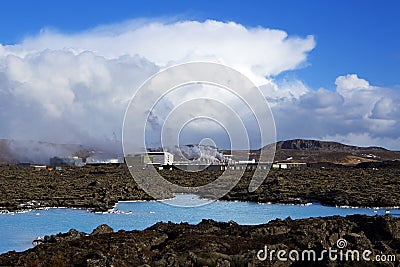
<box><xmin>1</xmin><ymin>196</ymin><xmax>399</xmax><ymax>215</ymax></box>
<box><xmin>0</xmin><ymin>164</ymin><xmax>399</xmax><ymax>213</ymax></box>
<box><xmin>1</xmin><ymin>214</ymin><xmax>398</xmax><ymax>266</ymax></box>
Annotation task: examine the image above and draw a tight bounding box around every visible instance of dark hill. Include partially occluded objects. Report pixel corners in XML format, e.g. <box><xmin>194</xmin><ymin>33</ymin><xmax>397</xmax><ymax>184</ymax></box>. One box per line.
<box><xmin>262</xmin><ymin>139</ymin><xmax>400</xmax><ymax>165</ymax></box>
<box><xmin>276</xmin><ymin>139</ymin><xmax>387</xmax><ymax>151</ymax></box>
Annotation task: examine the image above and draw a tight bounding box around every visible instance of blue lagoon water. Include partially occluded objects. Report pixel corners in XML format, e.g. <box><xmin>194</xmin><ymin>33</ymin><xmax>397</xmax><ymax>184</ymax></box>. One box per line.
<box><xmin>0</xmin><ymin>195</ymin><xmax>399</xmax><ymax>253</ymax></box>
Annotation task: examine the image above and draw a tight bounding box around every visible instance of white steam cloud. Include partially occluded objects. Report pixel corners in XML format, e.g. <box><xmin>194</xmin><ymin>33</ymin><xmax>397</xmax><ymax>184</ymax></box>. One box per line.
<box><xmin>0</xmin><ymin>19</ymin><xmax>314</xmax><ymax>157</ymax></box>
<box><xmin>0</xmin><ymin>18</ymin><xmax>399</xmax><ymax>163</ymax></box>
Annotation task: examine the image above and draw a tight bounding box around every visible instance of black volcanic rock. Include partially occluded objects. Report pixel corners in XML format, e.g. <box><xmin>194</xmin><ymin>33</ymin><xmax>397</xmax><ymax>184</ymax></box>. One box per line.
<box><xmin>0</xmin><ymin>215</ymin><xmax>399</xmax><ymax>266</ymax></box>
<box><xmin>0</xmin><ymin>164</ymin><xmax>400</xmax><ymax>212</ymax></box>
<box><xmin>91</xmin><ymin>224</ymin><xmax>114</xmax><ymax>235</ymax></box>
<box><xmin>355</xmin><ymin>160</ymin><xmax>400</xmax><ymax>169</ymax></box>
<box><xmin>280</xmin><ymin>139</ymin><xmax>323</xmax><ymax>150</ymax></box>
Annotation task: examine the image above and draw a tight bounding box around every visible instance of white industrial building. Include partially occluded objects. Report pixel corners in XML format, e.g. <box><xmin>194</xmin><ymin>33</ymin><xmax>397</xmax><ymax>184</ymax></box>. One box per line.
<box><xmin>126</xmin><ymin>151</ymin><xmax>174</xmax><ymax>167</ymax></box>
<box><xmin>272</xmin><ymin>162</ymin><xmax>307</xmax><ymax>169</ymax></box>
<box><xmin>147</xmin><ymin>152</ymin><xmax>174</xmax><ymax>165</ymax></box>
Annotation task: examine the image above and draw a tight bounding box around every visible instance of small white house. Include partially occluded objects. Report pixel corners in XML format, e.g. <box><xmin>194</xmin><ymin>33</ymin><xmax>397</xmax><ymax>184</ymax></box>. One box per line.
<box><xmin>147</xmin><ymin>152</ymin><xmax>174</xmax><ymax>165</ymax></box>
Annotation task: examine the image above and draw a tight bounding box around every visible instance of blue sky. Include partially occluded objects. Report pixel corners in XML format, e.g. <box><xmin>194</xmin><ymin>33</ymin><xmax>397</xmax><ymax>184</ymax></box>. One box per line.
<box><xmin>1</xmin><ymin>0</ymin><xmax>400</xmax><ymax>151</ymax></box>
<box><xmin>1</xmin><ymin>0</ymin><xmax>399</xmax><ymax>89</ymax></box>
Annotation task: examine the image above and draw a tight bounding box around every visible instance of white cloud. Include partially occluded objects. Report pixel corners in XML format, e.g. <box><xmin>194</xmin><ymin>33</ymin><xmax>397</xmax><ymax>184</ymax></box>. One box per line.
<box><xmin>335</xmin><ymin>74</ymin><xmax>371</xmax><ymax>93</ymax></box>
<box><xmin>4</xmin><ymin>19</ymin><xmax>315</xmax><ymax>85</ymax></box>
<box><xmin>270</xmin><ymin>74</ymin><xmax>400</xmax><ymax>149</ymax></box>
<box><xmin>370</xmin><ymin>96</ymin><xmax>400</xmax><ymax>120</ymax></box>
<box><xmin>1</xmin><ymin>18</ymin><xmax>400</xmax><ymax>155</ymax></box>
<box><xmin>0</xmin><ymin>19</ymin><xmax>315</xmax><ymax>155</ymax></box>
<box><xmin>0</xmin><ymin>50</ymin><xmax>159</xmax><ymax>148</ymax></box>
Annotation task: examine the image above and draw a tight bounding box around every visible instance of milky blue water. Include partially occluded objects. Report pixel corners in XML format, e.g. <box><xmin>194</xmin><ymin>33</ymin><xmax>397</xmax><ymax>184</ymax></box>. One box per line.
<box><xmin>0</xmin><ymin>195</ymin><xmax>398</xmax><ymax>254</ymax></box>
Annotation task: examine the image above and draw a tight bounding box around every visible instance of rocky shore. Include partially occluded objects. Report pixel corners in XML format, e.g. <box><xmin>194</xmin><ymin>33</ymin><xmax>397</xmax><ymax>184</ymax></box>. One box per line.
<box><xmin>0</xmin><ymin>164</ymin><xmax>153</xmax><ymax>212</ymax></box>
<box><xmin>0</xmin><ymin>215</ymin><xmax>398</xmax><ymax>266</ymax></box>
<box><xmin>0</xmin><ymin>163</ymin><xmax>399</xmax><ymax>212</ymax></box>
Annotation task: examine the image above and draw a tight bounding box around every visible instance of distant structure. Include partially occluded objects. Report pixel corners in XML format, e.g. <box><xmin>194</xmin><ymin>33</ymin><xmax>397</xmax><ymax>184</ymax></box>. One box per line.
<box><xmin>272</xmin><ymin>162</ymin><xmax>307</xmax><ymax>169</ymax></box>
<box><xmin>125</xmin><ymin>149</ymin><xmax>282</xmax><ymax>172</ymax></box>
<box><xmin>148</xmin><ymin>152</ymin><xmax>174</xmax><ymax>165</ymax></box>
<box><xmin>86</xmin><ymin>157</ymin><xmax>123</xmax><ymax>165</ymax></box>
<box><xmin>123</xmin><ymin>146</ymin><xmax>310</xmax><ymax>172</ymax></box>
<box><xmin>33</xmin><ymin>165</ymin><xmax>47</xmax><ymax>171</ymax></box>
<box><xmin>49</xmin><ymin>156</ymin><xmax>85</xmax><ymax>167</ymax></box>
<box><xmin>126</xmin><ymin>152</ymin><xmax>174</xmax><ymax>168</ymax></box>
<box><xmin>227</xmin><ymin>162</ymin><xmax>271</xmax><ymax>171</ymax></box>
<box><xmin>238</xmin><ymin>159</ymin><xmax>256</xmax><ymax>164</ymax></box>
